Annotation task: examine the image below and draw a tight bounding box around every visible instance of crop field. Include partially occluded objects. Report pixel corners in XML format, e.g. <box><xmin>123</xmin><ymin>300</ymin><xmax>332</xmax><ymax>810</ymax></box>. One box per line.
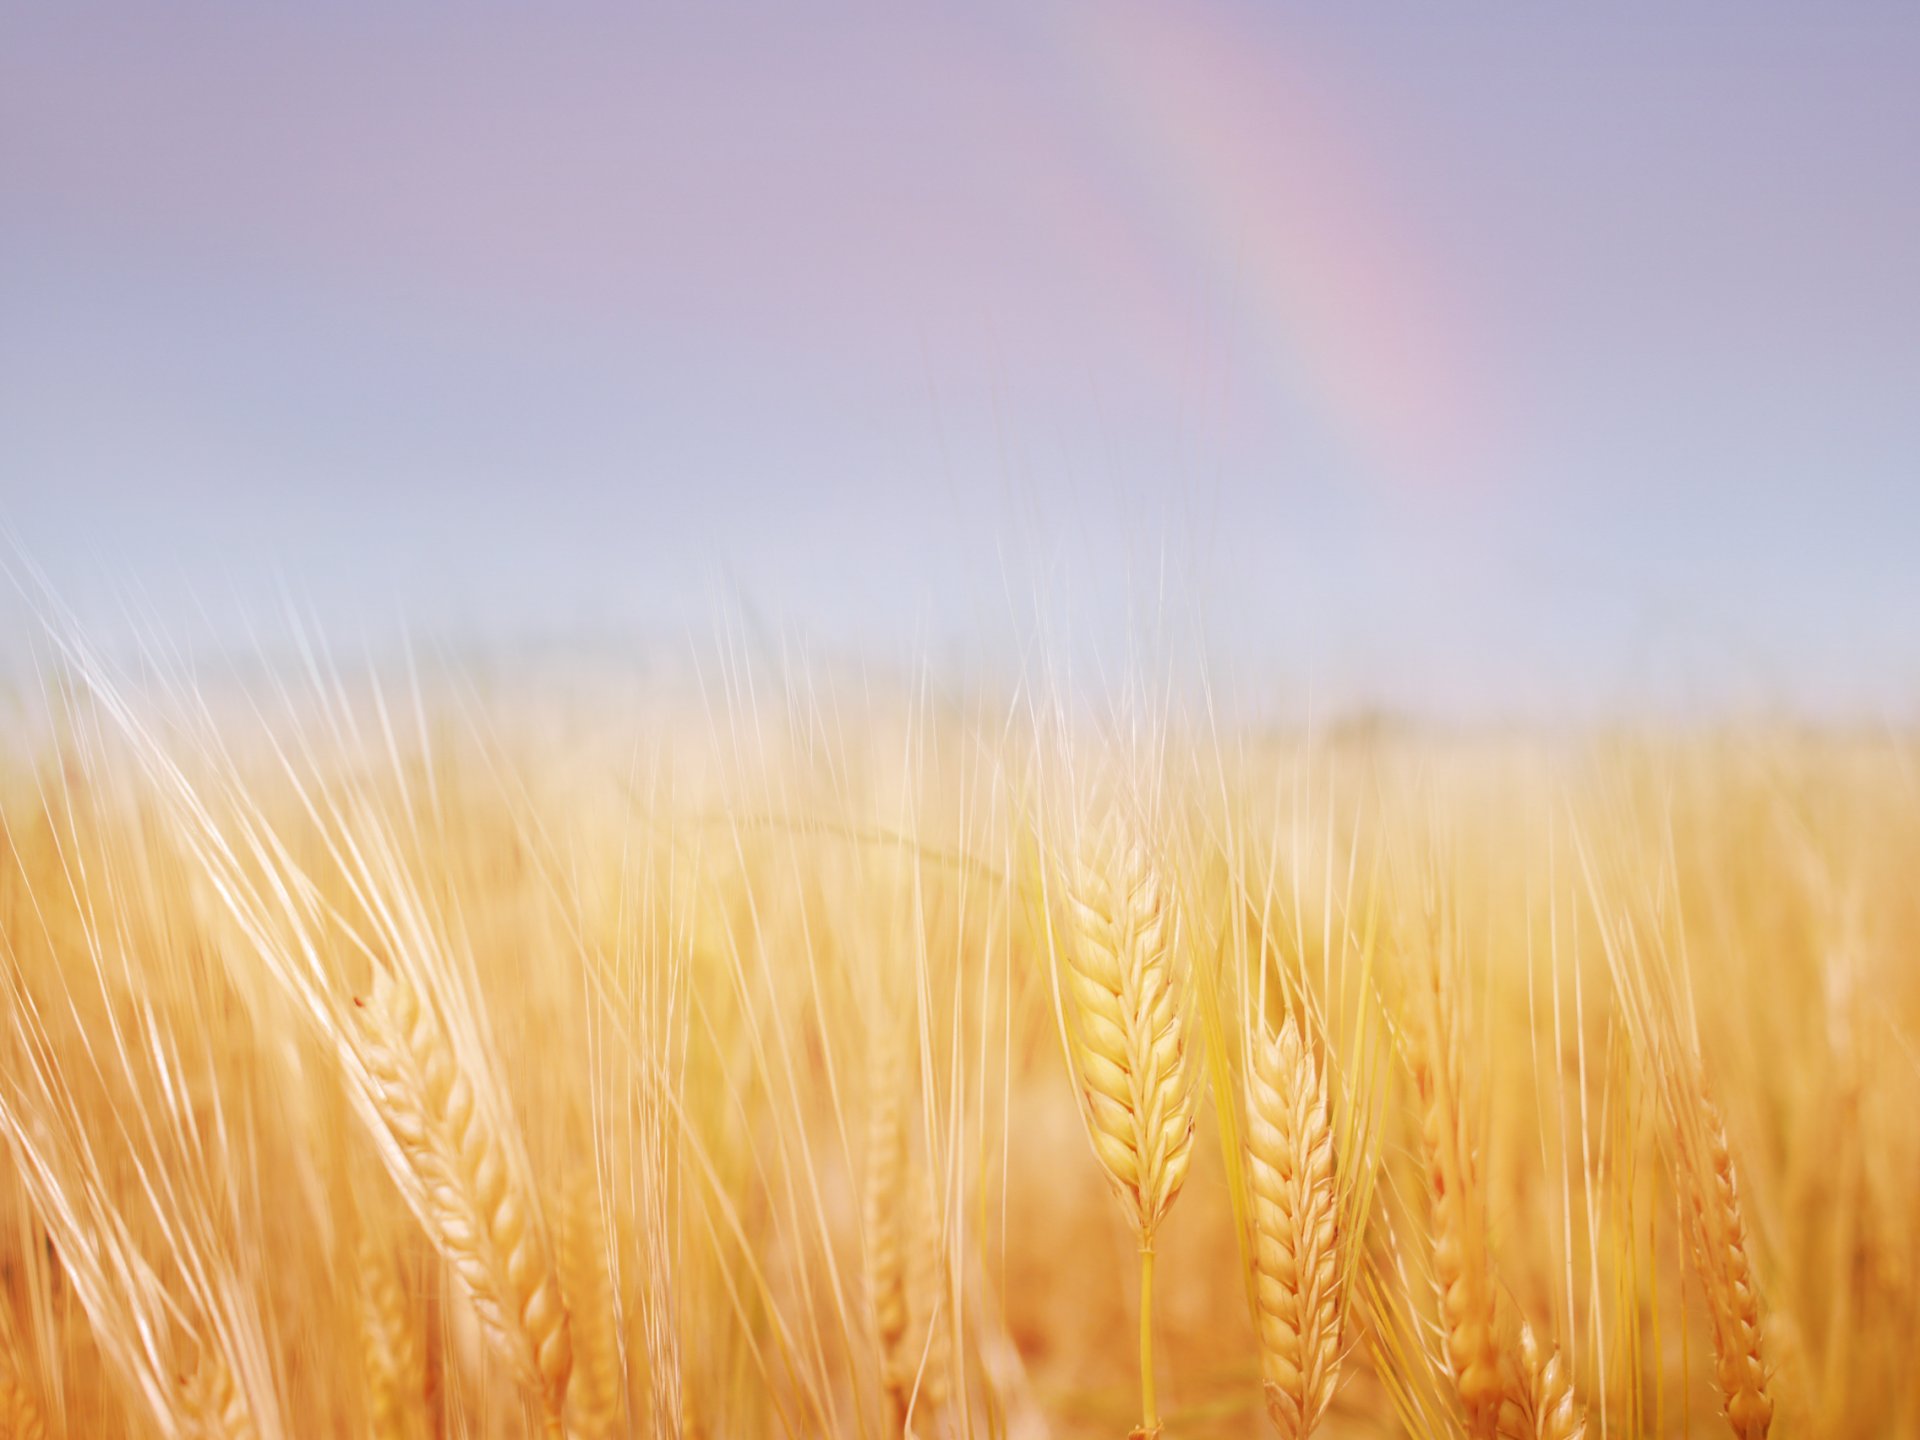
<box><xmin>0</xmin><ymin>655</ymin><xmax>1912</xmax><ymax>1439</ymax></box>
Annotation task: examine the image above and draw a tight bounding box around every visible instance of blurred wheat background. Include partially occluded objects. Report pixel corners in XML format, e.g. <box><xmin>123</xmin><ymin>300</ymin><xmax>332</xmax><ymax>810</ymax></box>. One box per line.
<box><xmin>0</xmin><ymin>637</ymin><xmax>1913</xmax><ymax>1439</ymax></box>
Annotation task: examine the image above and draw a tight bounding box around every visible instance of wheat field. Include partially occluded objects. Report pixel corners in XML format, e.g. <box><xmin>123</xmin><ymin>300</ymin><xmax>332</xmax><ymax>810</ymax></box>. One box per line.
<box><xmin>0</xmin><ymin>648</ymin><xmax>1915</xmax><ymax>1440</ymax></box>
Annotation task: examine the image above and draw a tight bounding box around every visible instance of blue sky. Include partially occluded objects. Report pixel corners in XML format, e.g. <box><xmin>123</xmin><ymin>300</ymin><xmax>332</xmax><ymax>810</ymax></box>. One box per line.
<box><xmin>3</xmin><ymin>4</ymin><xmax>1917</xmax><ymax>718</ymax></box>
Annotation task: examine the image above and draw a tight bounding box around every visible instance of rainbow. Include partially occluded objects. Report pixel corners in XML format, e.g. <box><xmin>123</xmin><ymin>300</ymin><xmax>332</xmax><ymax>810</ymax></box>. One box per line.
<box><xmin>1042</xmin><ymin>1</ymin><xmax>1489</xmax><ymax>495</ymax></box>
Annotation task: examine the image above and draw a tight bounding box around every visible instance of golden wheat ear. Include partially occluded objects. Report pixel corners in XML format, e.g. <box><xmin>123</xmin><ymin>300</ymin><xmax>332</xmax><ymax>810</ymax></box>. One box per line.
<box><xmin>904</xmin><ymin>1165</ymin><xmax>952</xmax><ymax>1429</ymax></box>
<box><xmin>1410</xmin><ymin>1030</ymin><xmax>1503</xmax><ymax>1440</ymax></box>
<box><xmin>352</xmin><ymin>966</ymin><xmax>572</xmax><ymax>1432</ymax></box>
<box><xmin>863</xmin><ymin>1007</ymin><xmax>954</xmax><ymax>1438</ymax></box>
<box><xmin>864</xmin><ymin>1017</ymin><xmax>913</xmax><ymax>1433</ymax></box>
<box><xmin>1246</xmin><ymin>1013</ymin><xmax>1343</xmax><ymax>1440</ymax></box>
<box><xmin>177</xmin><ymin>1350</ymin><xmax>257</xmax><ymax>1440</ymax></box>
<box><xmin>557</xmin><ymin>1169</ymin><xmax>623</xmax><ymax>1440</ymax></box>
<box><xmin>1060</xmin><ymin>807</ymin><xmax>1198</xmax><ymax>1246</ymax></box>
<box><xmin>357</xmin><ymin>1232</ymin><xmax>430</xmax><ymax>1440</ymax></box>
<box><xmin>1053</xmin><ymin>797</ymin><xmax>1198</xmax><ymax>1440</ymax></box>
<box><xmin>1495</xmin><ymin>1320</ymin><xmax>1586</xmax><ymax>1440</ymax></box>
<box><xmin>0</xmin><ymin>1353</ymin><xmax>49</xmax><ymax>1440</ymax></box>
<box><xmin>1683</xmin><ymin>1093</ymin><xmax>1772</xmax><ymax>1440</ymax></box>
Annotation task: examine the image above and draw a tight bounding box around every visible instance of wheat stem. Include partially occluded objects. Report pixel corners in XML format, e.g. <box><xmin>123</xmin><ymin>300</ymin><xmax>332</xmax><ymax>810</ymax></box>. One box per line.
<box><xmin>1139</xmin><ymin>1244</ymin><xmax>1158</xmax><ymax>1435</ymax></box>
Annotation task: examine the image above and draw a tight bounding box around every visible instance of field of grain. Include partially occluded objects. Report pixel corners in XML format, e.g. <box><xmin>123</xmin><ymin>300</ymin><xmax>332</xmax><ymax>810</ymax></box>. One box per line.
<box><xmin>1</xmin><ymin>655</ymin><xmax>1915</xmax><ymax>1439</ymax></box>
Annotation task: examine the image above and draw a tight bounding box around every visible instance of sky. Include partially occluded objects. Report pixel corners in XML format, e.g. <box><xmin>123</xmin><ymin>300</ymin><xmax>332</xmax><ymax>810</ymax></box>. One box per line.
<box><xmin>3</xmin><ymin>3</ymin><xmax>1917</xmax><ymax>720</ymax></box>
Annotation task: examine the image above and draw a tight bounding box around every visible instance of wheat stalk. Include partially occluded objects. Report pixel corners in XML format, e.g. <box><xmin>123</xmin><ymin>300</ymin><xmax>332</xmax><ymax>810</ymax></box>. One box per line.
<box><xmin>1246</xmin><ymin>1013</ymin><xmax>1343</xmax><ymax>1440</ymax></box>
<box><xmin>1057</xmin><ymin>800</ymin><xmax>1196</xmax><ymax>1439</ymax></box>
<box><xmin>354</xmin><ymin>966</ymin><xmax>573</xmax><ymax>1432</ymax></box>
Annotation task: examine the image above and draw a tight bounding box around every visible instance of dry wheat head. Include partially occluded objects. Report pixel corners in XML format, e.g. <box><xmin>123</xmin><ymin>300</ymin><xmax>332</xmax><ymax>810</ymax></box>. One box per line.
<box><xmin>1061</xmin><ymin>805</ymin><xmax>1196</xmax><ymax>1244</ymax></box>
<box><xmin>178</xmin><ymin>1352</ymin><xmax>257</xmax><ymax>1440</ymax></box>
<box><xmin>355</xmin><ymin>966</ymin><xmax>573</xmax><ymax>1423</ymax></box>
<box><xmin>0</xmin><ymin>1360</ymin><xmax>47</xmax><ymax>1440</ymax></box>
<box><xmin>1411</xmin><ymin>1038</ymin><xmax>1503</xmax><ymax>1440</ymax></box>
<box><xmin>1247</xmin><ymin>1013</ymin><xmax>1343</xmax><ymax>1440</ymax></box>
<box><xmin>558</xmin><ymin>1170</ymin><xmax>623</xmax><ymax>1440</ymax></box>
<box><xmin>1686</xmin><ymin>1098</ymin><xmax>1771</xmax><ymax>1440</ymax></box>
<box><xmin>865</xmin><ymin>1020</ymin><xmax>913</xmax><ymax>1424</ymax></box>
<box><xmin>1497</xmin><ymin>1321</ymin><xmax>1585</xmax><ymax>1440</ymax></box>
<box><xmin>357</xmin><ymin>1234</ymin><xmax>430</xmax><ymax>1440</ymax></box>
<box><xmin>905</xmin><ymin>1164</ymin><xmax>951</xmax><ymax>1426</ymax></box>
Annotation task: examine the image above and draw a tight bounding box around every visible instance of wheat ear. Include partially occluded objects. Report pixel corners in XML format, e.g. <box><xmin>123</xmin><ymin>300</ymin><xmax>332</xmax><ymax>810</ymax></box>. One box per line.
<box><xmin>1411</xmin><ymin>1032</ymin><xmax>1503</xmax><ymax>1440</ymax></box>
<box><xmin>558</xmin><ymin>1171</ymin><xmax>622</xmax><ymax>1440</ymax></box>
<box><xmin>1681</xmin><ymin>1095</ymin><xmax>1771</xmax><ymax>1439</ymax></box>
<box><xmin>1247</xmin><ymin>1013</ymin><xmax>1343</xmax><ymax>1440</ymax></box>
<box><xmin>0</xmin><ymin>1357</ymin><xmax>47</xmax><ymax>1440</ymax></box>
<box><xmin>905</xmin><ymin>1167</ymin><xmax>951</xmax><ymax>1424</ymax></box>
<box><xmin>1060</xmin><ymin>805</ymin><xmax>1196</xmax><ymax>1439</ymax></box>
<box><xmin>1497</xmin><ymin>1322</ymin><xmax>1586</xmax><ymax>1440</ymax></box>
<box><xmin>355</xmin><ymin>967</ymin><xmax>573</xmax><ymax>1431</ymax></box>
<box><xmin>864</xmin><ymin>1021</ymin><xmax>913</xmax><ymax>1433</ymax></box>
<box><xmin>357</xmin><ymin>1235</ymin><xmax>430</xmax><ymax>1440</ymax></box>
<box><xmin>178</xmin><ymin>1352</ymin><xmax>257</xmax><ymax>1440</ymax></box>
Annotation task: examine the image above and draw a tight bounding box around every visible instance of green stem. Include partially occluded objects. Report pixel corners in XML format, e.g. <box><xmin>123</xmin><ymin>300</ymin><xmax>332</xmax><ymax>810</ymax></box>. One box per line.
<box><xmin>1139</xmin><ymin>1242</ymin><xmax>1158</xmax><ymax>1434</ymax></box>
